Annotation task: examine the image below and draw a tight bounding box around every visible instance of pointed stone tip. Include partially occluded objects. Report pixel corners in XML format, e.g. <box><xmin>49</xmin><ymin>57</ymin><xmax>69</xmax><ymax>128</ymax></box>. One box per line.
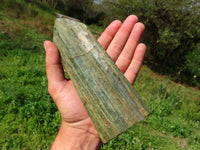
<box><xmin>54</xmin><ymin>12</ymin><xmax>80</xmax><ymax>22</ymax></box>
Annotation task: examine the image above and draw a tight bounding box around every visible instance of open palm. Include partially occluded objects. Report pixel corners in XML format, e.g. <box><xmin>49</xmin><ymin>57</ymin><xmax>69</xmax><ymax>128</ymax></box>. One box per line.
<box><xmin>44</xmin><ymin>15</ymin><xmax>146</xmax><ymax>147</ymax></box>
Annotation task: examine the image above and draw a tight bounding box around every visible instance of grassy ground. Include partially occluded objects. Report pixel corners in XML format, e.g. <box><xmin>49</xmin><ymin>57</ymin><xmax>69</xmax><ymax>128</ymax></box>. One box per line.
<box><xmin>0</xmin><ymin>2</ymin><xmax>200</xmax><ymax>149</ymax></box>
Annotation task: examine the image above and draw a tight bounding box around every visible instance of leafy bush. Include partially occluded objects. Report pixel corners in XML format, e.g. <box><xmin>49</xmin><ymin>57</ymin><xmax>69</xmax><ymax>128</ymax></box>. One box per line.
<box><xmin>101</xmin><ymin>0</ymin><xmax>200</xmax><ymax>87</ymax></box>
<box><xmin>180</xmin><ymin>43</ymin><xmax>200</xmax><ymax>87</ymax></box>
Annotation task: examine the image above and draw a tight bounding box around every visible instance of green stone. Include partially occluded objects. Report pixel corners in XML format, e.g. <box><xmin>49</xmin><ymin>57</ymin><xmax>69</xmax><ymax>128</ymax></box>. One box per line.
<box><xmin>53</xmin><ymin>18</ymin><xmax>151</xmax><ymax>143</ymax></box>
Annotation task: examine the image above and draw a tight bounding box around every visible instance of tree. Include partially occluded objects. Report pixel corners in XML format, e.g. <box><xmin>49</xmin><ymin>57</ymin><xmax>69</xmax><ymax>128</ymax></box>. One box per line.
<box><xmin>102</xmin><ymin>0</ymin><xmax>200</xmax><ymax>78</ymax></box>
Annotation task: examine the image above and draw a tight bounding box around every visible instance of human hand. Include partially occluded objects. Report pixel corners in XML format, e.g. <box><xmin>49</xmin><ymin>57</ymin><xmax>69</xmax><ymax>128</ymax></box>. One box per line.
<box><xmin>44</xmin><ymin>15</ymin><xmax>146</xmax><ymax>150</ymax></box>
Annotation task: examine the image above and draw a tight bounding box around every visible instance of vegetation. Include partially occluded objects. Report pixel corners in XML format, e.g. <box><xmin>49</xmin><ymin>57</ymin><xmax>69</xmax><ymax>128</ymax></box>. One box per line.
<box><xmin>37</xmin><ymin>0</ymin><xmax>200</xmax><ymax>87</ymax></box>
<box><xmin>24</xmin><ymin>1</ymin><xmax>200</xmax><ymax>87</ymax></box>
<box><xmin>0</xmin><ymin>0</ymin><xmax>200</xmax><ymax>149</ymax></box>
<box><xmin>100</xmin><ymin>0</ymin><xmax>200</xmax><ymax>87</ymax></box>
<box><xmin>0</xmin><ymin>0</ymin><xmax>56</xmax><ymax>37</ymax></box>
<box><xmin>0</xmin><ymin>5</ymin><xmax>59</xmax><ymax>149</ymax></box>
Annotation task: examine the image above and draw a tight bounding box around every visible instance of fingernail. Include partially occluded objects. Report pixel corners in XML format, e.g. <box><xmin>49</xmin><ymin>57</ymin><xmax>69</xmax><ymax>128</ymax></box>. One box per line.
<box><xmin>125</xmin><ymin>15</ymin><xmax>138</xmax><ymax>23</ymax></box>
<box><xmin>44</xmin><ymin>41</ymin><xmax>47</xmax><ymax>50</ymax></box>
<box><xmin>44</xmin><ymin>41</ymin><xmax>51</xmax><ymax>50</ymax></box>
<box><xmin>112</xmin><ymin>20</ymin><xmax>121</xmax><ymax>28</ymax></box>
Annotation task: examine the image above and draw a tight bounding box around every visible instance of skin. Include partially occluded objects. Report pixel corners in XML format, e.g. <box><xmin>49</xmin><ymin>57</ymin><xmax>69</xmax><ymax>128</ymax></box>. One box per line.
<box><xmin>44</xmin><ymin>15</ymin><xmax>146</xmax><ymax>150</ymax></box>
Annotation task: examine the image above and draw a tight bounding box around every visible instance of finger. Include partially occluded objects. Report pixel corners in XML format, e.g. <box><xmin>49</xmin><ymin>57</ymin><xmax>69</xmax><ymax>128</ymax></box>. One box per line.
<box><xmin>98</xmin><ymin>20</ymin><xmax>122</xmax><ymax>50</ymax></box>
<box><xmin>106</xmin><ymin>15</ymin><xmax>138</xmax><ymax>62</ymax></box>
<box><xmin>115</xmin><ymin>22</ymin><xmax>145</xmax><ymax>73</ymax></box>
<box><xmin>44</xmin><ymin>41</ymin><xmax>66</xmax><ymax>89</ymax></box>
<box><xmin>124</xmin><ymin>43</ymin><xmax>146</xmax><ymax>84</ymax></box>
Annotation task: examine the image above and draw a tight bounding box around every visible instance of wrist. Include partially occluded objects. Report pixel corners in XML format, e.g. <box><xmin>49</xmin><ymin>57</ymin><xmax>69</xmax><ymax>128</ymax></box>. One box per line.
<box><xmin>51</xmin><ymin>122</ymin><xmax>102</xmax><ymax>150</ymax></box>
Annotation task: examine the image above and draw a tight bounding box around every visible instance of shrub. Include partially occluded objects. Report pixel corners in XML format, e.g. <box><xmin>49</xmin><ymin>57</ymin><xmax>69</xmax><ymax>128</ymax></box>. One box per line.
<box><xmin>180</xmin><ymin>43</ymin><xmax>200</xmax><ymax>87</ymax></box>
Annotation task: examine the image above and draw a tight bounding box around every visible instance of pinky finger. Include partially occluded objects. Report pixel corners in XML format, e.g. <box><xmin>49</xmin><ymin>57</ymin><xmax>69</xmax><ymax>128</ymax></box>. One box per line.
<box><xmin>124</xmin><ymin>43</ymin><xmax>146</xmax><ymax>84</ymax></box>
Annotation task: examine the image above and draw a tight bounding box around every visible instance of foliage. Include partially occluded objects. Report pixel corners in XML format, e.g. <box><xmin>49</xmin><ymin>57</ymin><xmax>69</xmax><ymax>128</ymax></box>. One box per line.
<box><xmin>181</xmin><ymin>43</ymin><xmax>200</xmax><ymax>87</ymax></box>
<box><xmin>0</xmin><ymin>27</ymin><xmax>60</xmax><ymax>149</ymax></box>
<box><xmin>33</xmin><ymin>0</ymin><xmax>58</xmax><ymax>8</ymax></box>
<box><xmin>0</xmin><ymin>0</ymin><xmax>56</xmax><ymax>37</ymax></box>
<box><xmin>0</xmin><ymin>2</ymin><xmax>59</xmax><ymax>149</ymax></box>
<box><xmin>3</xmin><ymin>0</ymin><xmax>198</xmax><ymax>87</ymax></box>
<box><xmin>88</xmin><ymin>24</ymin><xmax>105</xmax><ymax>38</ymax></box>
<box><xmin>53</xmin><ymin>0</ymin><xmax>104</xmax><ymax>24</ymax></box>
<box><xmin>101</xmin><ymin>0</ymin><xmax>200</xmax><ymax>87</ymax></box>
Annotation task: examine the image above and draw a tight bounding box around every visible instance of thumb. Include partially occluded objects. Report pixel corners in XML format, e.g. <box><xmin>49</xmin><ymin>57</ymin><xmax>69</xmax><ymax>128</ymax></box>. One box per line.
<box><xmin>44</xmin><ymin>41</ymin><xmax>66</xmax><ymax>94</ymax></box>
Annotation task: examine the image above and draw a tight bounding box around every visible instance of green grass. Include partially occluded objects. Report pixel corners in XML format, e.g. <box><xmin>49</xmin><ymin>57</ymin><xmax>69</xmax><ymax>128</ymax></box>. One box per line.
<box><xmin>0</xmin><ymin>1</ymin><xmax>200</xmax><ymax>149</ymax></box>
<box><xmin>101</xmin><ymin>67</ymin><xmax>200</xmax><ymax>150</ymax></box>
<box><xmin>0</xmin><ymin>46</ymin><xmax>60</xmax><ymax>149</ymax></box>
<box><xmin>0</xmin><ymin>6</ymin><xmax>60</xmax><ymax>149</ymax></box>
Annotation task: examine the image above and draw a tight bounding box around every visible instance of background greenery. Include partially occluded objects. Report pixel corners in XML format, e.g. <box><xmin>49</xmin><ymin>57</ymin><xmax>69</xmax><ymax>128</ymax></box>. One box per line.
<box><xmin>53</xmin><ymin>0</ymin><xmax>200</xmax><ymax>87</ymax></box>
<box><xmin>0</xmin><ymin>0</ymin><xmax>200</xmax><ymax>149</ymax></box>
